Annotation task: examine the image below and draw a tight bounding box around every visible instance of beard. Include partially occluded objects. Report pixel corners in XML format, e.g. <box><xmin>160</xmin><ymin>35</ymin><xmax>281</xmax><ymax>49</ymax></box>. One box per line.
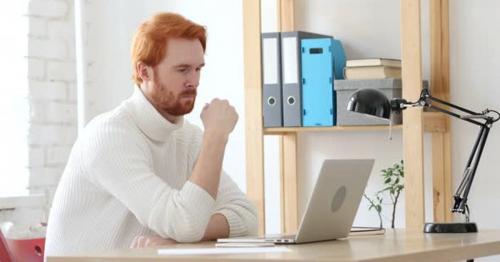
<box><xmin>153</xmin><ymin>75</ymin><xmax>196</xmax><ymax>116</ymax></box>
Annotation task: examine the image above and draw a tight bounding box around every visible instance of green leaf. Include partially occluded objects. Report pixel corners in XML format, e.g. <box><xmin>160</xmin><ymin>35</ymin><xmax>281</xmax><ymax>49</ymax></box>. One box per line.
<box><xmin>381</xmin><ymin>186</ymin><xmax>392</xmax><ymax>192</ymax></box>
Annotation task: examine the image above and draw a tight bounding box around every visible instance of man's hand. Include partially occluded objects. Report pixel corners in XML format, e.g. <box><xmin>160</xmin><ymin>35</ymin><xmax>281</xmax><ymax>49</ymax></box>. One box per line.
<box><xmin>201</xmin><ymin>99</ymin><xmax>238</xmax><ymax>138</ymax></box>
<box><xmin>190</xmin><ymin>99</ymin><xmax>237</xmax><ymax>198</ymax></box>
<box><xmin>130</xmin><ymin>235</ymin><xmax>177</xmax><ymax>248</ymax></box>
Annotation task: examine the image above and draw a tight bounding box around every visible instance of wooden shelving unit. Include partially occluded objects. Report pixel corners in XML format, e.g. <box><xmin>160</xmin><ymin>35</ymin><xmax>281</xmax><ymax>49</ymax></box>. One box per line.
<box><xmin>243</xmin><ymin>0</ymin><xmax>452</xmax><ymax>234</ymax></box>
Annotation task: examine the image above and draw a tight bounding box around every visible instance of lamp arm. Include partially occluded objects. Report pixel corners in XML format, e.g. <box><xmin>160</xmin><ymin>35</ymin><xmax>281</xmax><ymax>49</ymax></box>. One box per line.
<box><xmin>418</xmin><ymin>88</ymin><xmax>492</xmax><ymax>126</ymax></box>
<box><xmin>423</xmin><ymin>91</ymin><xmax>480</xmax><ymax>116</ymax></box>
<box><xmin>451</xmin><ymin>125</ymin><xmax>490</xmax><ymax>220</ymax></box>
<box><xmin>424</xmin><ymin>91</ymin><xmax>499</xmax><ymax>220</ymax></box>
<box><xmin>393</xmin><ymin>88</ymin><xmax>500</xmax><ymax>222</ymax></box>
<box><xmin>424</xmin><ymin>96</ymin><xmax>487</xmax><ymax>127</ymax></box>
<box><xmin>394</xmin><ymin>88</ymin><xmax>500</xmax><ymax>127</ymax></box>
<box><xmin>425</xmin><ymin>103</ymin><xmax>485</xmax><ymax>127</ymax></box>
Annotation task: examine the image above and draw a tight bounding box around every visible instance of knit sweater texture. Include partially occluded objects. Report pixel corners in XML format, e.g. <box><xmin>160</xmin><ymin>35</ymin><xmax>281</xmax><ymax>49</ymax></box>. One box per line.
<box><xmin>45</xmin><ymin>88</ymin><xmax>258</xmax><ymax>256</ymax></box>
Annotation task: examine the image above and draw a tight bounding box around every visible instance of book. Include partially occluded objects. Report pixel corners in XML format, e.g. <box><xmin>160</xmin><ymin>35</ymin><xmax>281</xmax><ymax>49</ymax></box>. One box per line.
<box><xmin>349</xmin><ymin>226</ymin><xmax>386</xmax><ymax>236</ymax></box>
<box><xmin>344</xmin><ymin>65</ymin><xmax>401</xmax><ymax>80</ymax></box>
<box><xmin>346</xmin><ymin>58</ymin><xmax>401</xmax><ymax>68</ymax></box>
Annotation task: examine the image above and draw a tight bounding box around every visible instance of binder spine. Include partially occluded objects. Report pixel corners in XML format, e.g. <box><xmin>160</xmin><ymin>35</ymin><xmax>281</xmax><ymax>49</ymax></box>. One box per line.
<box><xmin>262</xmin><ymin>32</ymin><xmax>283</xmax><ymax>127</ymax></box>
<box><xmin>281</xmin><ymin>34</ymin><xmax>301</xmax><ymax>127</ymax></box>
<box><xmin>301</xmin><ymin>37</ymin><xmax>336</xmax><ymax>127</ymax></box>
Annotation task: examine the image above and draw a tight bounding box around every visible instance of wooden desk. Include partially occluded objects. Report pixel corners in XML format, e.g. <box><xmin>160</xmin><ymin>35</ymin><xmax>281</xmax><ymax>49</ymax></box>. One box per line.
<box><xmin>47</xmin><ymin>229</ymin><xmax>500</xmax><ymax>262</ymax></box>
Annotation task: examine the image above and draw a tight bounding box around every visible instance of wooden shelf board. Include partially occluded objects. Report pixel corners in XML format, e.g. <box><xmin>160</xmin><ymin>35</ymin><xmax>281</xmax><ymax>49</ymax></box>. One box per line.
<box><xmin>264</xmin><ymin>125</ymin><xmax>401</xmax><ymax>134</ymax></box>
<box><xmin>263</xmin><ymin>112</ymin><xmax>447</xmax><ymax>135</ymax></box>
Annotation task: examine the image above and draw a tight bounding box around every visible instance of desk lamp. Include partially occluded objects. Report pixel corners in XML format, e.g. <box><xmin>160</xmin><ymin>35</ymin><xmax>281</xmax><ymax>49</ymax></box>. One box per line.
<box><xmin>347</xmin><ymin>88</ymin><xmax>499</xmax><ymax>233</ymax></box>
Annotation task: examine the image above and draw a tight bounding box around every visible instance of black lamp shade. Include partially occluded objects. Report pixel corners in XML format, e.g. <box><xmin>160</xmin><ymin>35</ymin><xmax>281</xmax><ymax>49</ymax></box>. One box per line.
<box><xmin>347</xmin><ymin>89</ymin><xmax>391</xmax><ymax>120</ymax></box>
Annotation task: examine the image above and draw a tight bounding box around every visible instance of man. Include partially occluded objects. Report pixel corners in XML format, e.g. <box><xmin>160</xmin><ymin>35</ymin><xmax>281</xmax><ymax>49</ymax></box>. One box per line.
<box><xmin>45</xmin><ymin>12</ymin><xmax>258</xmax><ymax>256</ymax></box>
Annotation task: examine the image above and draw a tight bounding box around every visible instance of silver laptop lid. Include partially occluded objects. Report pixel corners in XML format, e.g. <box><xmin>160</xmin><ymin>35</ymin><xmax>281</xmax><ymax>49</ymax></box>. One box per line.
<box><xmin>295</xmin><ymin>159</ymin><xmax>374</xmax><ymax>243</ymax></box>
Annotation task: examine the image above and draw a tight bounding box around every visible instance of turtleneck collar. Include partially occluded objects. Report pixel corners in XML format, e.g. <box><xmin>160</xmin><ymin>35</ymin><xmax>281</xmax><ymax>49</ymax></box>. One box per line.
<box><xmin>126</xmin><ymin>87</ymin><xmax>184</xmax><ymax>143</ymax></box>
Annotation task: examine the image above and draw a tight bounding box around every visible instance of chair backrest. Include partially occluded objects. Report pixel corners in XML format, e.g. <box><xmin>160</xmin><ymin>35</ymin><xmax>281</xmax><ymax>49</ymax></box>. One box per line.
<box><xmin>0</xmin><ymin>222</ymin><xmax>45</xmax><ymax>262</ymax></box>
<box><xmin>6</xmin><ymin>238</ymin><xmax>45</xmax><ymax>262</ymax></box>
<box><xmin>0</xmin><ymin>229</ymin><xmax>13</xmax><ymax>262</ymax></box>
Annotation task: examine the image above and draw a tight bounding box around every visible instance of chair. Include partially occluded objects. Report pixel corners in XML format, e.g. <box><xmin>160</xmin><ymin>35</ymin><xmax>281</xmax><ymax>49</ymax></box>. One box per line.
<box><xmin>5</xmin><ymin>238</ymin><xmax>45</xmax><ymax>262</ymax></box>
<box><xmin>0</xmin><ymin>222</ymin><xmax>45</xmax><ymax>262</ymax></box>
<box><xmin>0</xmin><ymin>229</ymin><xmax>13</xmax><ymax>262</ymax></box>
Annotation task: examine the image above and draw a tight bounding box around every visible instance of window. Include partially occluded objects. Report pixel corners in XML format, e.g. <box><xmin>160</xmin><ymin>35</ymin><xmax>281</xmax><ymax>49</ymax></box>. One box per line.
<box><xmin>0</xmin><ymin>1</ymin><xmax>30</xmax><ymax>196</ymax></box>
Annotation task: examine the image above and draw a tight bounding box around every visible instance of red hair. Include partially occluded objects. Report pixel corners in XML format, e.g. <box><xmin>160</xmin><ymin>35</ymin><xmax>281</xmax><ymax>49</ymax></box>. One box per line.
<box><xmin>131</xmin><ymin>12</ymin><xmax>206</xmax><ymax>85</ymax></box>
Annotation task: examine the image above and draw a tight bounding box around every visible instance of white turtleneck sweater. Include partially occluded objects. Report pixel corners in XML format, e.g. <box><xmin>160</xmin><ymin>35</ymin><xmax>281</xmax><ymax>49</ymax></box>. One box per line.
<box><xmin>44</xmin><ymin>88</ymin><xmax>258</xmax><ymax>256</ymax></box>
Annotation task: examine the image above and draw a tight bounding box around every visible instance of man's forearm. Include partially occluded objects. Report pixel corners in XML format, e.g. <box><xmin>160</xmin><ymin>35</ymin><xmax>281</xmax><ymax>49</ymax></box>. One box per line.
<box><xmin>202</xmin><ymin>213</ymin><xmax>229</xmax><ymax>240</ymax></box>
<box><xmin>189</xmin><ymin>132</ymin><xmax>228</xmax><ymax>198</ymax></box>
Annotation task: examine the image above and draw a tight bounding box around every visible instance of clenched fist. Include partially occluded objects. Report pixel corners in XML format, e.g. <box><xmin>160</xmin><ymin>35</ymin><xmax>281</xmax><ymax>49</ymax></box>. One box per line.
<box><xmin>201</xmin><ymin>99</ymin><xmax>238</xmax><ymax>138</ymax></box>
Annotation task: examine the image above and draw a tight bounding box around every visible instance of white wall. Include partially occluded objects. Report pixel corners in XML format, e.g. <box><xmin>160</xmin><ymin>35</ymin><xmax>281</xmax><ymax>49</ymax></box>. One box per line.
<box><xmin>27</xmin><ymin>0</ymin><xmax>77</xmax><ymax>197</ymax></box>
<box><xmin>1</xmin><ymin>0</ymin><xmax>77</xmax><ymax>226</ymax></box>
<box><xmin>450</xmin><ymin>0</ymin><xmax>500</xmax><ymax>230</ymax></box>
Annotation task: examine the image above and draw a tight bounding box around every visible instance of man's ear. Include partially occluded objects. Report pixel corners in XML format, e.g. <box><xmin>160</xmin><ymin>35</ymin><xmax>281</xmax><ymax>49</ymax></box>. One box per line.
<box><xmin>136</xmin><ymin>62</ymin><xmax>153</xmax><ymax>82</ymax></box>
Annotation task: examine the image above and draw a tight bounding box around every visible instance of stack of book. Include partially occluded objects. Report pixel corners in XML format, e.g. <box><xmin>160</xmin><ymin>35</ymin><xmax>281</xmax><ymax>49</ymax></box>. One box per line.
<box><xmin>344</xmin><ymin>58</ymin><xmax>401</xmax><ymax>80</ymax></box>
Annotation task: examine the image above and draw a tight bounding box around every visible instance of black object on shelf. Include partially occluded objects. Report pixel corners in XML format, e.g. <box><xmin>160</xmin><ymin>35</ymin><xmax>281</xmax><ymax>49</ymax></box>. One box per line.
<box><xmin>347</xmin><ymin>88</ymin><xmax>500</xmax><ymax>233</ymax></box>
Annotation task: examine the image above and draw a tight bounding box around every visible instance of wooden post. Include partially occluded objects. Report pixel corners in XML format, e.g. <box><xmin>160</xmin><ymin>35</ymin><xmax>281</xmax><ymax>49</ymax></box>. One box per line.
<box><xmin>277</xmin><ymin>0</ymin><xmax>299</xmax><ymax>235</ymax></box>
<box><xmin>430</xmin><ymin>0</ymin><xmax>453</xmax><ymax>222</ymax></box>
<box><xmin>401</xmin><ymin>0</ymin><xmax>426</xmax><ymax>229</ymax></box>
<box><xmin>243</xmin><ymin>0</ymin><xmax>266</xmax><ymax>235</ymax></box>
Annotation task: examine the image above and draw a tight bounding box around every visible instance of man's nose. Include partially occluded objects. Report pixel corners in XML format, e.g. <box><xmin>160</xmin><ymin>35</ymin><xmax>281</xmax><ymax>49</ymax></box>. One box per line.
<box><xmin>186</xmin><ymin>72</ymin><xmax>200</xmax><ymax>88</ymax></box>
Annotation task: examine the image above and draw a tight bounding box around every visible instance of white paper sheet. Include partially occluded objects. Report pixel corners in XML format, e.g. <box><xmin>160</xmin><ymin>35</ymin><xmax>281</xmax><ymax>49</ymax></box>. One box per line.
<box><xmin>157</xmin><ymin>246</ymin><xmax>290</xmax><ymax>256</ymax></box>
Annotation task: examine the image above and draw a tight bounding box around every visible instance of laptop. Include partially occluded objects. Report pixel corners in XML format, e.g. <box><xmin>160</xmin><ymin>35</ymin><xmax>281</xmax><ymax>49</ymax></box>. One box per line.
<box><xmin>218</xmin><ymin>159</ymin><xmax>374</xmax><ymax>244</ymax></box>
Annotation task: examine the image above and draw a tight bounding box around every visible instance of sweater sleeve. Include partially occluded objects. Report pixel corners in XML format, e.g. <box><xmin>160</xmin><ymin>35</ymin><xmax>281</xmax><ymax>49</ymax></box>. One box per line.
<box><xmin>81</xmin><ymin>121</ymin><xmax>215</xmax><ymax>242</ymax></box>
<box><xmin>213</xmin><ymin>172</ymin><xmax>259</xmax><ymax>237</ymax></box>
<box><xmin>184</xmin><ymin>122</ymin><xmax>258</xmax><ymax>237</ymax></box>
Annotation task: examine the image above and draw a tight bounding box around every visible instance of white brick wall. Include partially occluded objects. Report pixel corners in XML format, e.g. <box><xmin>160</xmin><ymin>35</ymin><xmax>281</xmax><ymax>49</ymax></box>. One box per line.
<box><xmin>28</xmin><ymin>38</ymin><xmax>68</xmax><ymax>59</ymax></box>
<box><xmin>29</xmin><ymin>80</ymin><xmax>67</xmax><ymax>101</ymax></box>
<box><xmin>29</xmin><ymin>0</ymin><xmax>69</xmax><ymax>18</ymax></box>
<box><xmin>28</xmin><ymin>58</ymin><xmax>45</xmax><ymax>80</ymax></box>
<box><xmin>27</xmin><ymin>0</ymin><xmax>77</xmax><ymax>199</ymax></box>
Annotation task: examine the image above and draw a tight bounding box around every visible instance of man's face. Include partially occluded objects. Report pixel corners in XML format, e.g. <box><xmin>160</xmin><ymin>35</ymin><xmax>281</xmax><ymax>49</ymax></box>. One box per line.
<box><xmin>149</xmin><ymin>38</ymin><xmax>205</xmax><ymax>117</ymax></box>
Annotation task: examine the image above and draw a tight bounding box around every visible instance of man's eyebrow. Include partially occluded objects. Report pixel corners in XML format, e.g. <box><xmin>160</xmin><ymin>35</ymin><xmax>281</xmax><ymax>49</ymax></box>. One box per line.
<box><xmin>175</xmin><ymin>63</ymin><xmax>205</xmax><ymax>68</ymax></box>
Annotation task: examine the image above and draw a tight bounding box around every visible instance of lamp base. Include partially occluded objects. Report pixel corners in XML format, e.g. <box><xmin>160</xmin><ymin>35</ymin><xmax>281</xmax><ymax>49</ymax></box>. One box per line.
<box><xmin>424</xmin><ymin>222</ymin><xmax>478</xmax><ymax>233</ymax></box>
